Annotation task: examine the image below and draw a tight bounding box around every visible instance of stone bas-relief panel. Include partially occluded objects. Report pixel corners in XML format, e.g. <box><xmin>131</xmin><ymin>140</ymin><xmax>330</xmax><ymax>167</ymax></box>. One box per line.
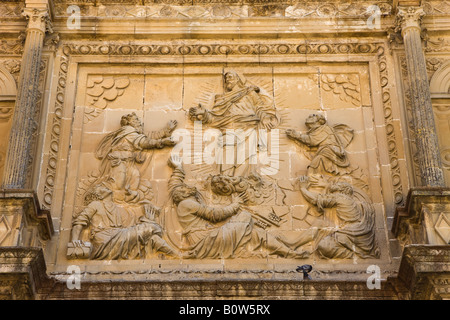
<box><xmin>61</xmin><ymin>64</ymin><xmax>384</xmax><ymax>265</ymax></box>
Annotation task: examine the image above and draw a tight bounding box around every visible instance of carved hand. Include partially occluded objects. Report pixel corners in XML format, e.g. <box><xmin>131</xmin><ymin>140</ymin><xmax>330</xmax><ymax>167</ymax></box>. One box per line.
<box><xmin>298</xmin><ymin>175</ymin><xmax>309</xmax><ymax>188</ymax></box>
<box><xmin>144</xmin><ymin>203</ymin><xmax>161</xmax><ymax>221</ymax></box>
<box><xmin>162</xmin><ymin>137</ymin><xmax>176</xmax><ymax>147</ymax></box>
<box><xmin>307</xmin><ymin>174</ymin><xmax>327</xmax><ymax>188</ymax></box>
<box><xmin>168</xmin><ymin>154</ymin><xmax>183</xmax><ymax>169</ymax></box>
<box><xmin>285</xmin><ymin>129</ymin><xmax>297</xmax><ymax>140</ymax></box>
<box><xmin>232</xmin><ymin>191</ymin><xmax>250</xmax><ymax>204</ymax></box>
<box><xmin>166</xmin><ymin>120</ymin><xmax>178</xmax><ymax>133</ymax></box>
<box><xmin>70</xmin><ymin>240</ymin><xmax>84</xmax><ymax>247</ymax></box>
<box><xmin>331</xmin><ymin>145</ymin><xmax>345</xmax><ymax>156</ymax></box>
<box><xmin>260</xmin><ymin>114</ymin><xmax>276</xmax><ymax>129</ymax></box>
<box><xmin>125</xmin><ymin>186</ymin><xmax>138</xmax><ymax>198</ymax></box>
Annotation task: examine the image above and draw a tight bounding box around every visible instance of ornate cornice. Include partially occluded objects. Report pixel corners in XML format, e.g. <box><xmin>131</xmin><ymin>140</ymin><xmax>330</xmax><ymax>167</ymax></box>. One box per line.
<box><xmin>51</xmin><ymin>1</ymin><xmax>394</xmax><ymax>19</ymax></box>
<box><xmin>52</xmin><ymin>0</ymin><xmax>388</xmax><ymax>5</ymax></box>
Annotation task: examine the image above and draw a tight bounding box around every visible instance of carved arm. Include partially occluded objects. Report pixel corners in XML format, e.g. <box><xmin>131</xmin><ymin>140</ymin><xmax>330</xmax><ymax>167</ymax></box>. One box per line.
<box><xmin>194</xmin><ymin>201</ymin><xmax>241</xmax><ymax>223</ymax></box>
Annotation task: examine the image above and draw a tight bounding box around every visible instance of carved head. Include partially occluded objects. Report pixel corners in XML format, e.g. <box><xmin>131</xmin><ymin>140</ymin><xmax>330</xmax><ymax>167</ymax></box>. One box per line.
<box><xmin>210</xmin><ymin>175</ymin><xmax>248</xmax><ymax>196</ymax></box>
<box><xmin>171</xmin><ymin>184</ymin><xmax>199</xmax><ymax>205</ymax></box>
<box><xmin>224</xmin><ymin>71</ymin><xmax>244</xmax><ymax>92</ymax></box>
<box><xmin>120</xmin><ymin>112</ymin><xmax>144</xmax><ymax>134</ymax></box>
<box><xmin>328</xmin><ymin>182</ymin><xmax>354</xmax><ymax>196</ymax></box>
<box><xmin>305</xmin><ymin>114</ymin><xmax>326</xmax><ymax>129</ymax></box>
<box><xmin>84</xmin><ymin>184</ymin><xmax>112</xmax><ymax>205</ymax></box>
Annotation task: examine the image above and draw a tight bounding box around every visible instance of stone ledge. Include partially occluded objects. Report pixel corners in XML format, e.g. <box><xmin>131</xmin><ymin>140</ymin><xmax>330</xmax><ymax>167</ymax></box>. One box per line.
<box><xmin>2</xmin><ymin>245</ymin><xmax>448</xmax><ymax>299</ymax></box>
<box><xmin>37</xmin><ymin>279</ymin><xmax>400</xmax><ymax>300</ymax></box>
<box><xmin>0</xmin><ymin>247</ymin><xmax>48</xmax><ymax>300</ymax></box>
<box><xmin>0</xmin><ymin>190</ymin><xmax>54</xmax><ymax>243</ymax></box>
<box><xmin>392</xmin><ymin>187</ymin><xmax>450</xmax><ymax>240</ymax></box>
<box><xmin>395</xmin><ymin>245</ymin><xmax>450</xmax><ymax>299</ymax></box>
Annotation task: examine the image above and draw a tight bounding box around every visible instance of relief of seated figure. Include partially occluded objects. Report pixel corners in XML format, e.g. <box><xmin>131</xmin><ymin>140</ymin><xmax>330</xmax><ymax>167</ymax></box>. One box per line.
<box><xmin>277</xmin><ymin>176</ymin><xmax>380</xmax><ymax>259</ymax></box>
<box><xmin>67</xmin><ymin>183</ymin><xmax>180</xmax><ymax>260</ymax></box>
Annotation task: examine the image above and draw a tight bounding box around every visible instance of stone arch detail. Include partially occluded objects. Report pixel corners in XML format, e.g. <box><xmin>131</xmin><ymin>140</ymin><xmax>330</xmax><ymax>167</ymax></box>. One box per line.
<box><xmin>0</xmin><ymin>66</ymin><xmax>17</xmax><ymax>99</ymax></box>
<box><xmin>430</xmin><ymin>60</ymin><xmax>450</xmax><ymax>95</ymax></box>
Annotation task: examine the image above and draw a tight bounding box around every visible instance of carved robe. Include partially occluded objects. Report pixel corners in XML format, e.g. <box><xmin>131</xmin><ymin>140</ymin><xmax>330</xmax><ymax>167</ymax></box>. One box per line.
<box><xmin>94</xmin><ymin>125</ymin><xmax>167</xmax><ymax>203</ymax></box>
<box><xmin>166</xmin><ymin>166</ymin><xmax>308</xmax><ymax>259</ymax></box>
<box><xmin>315</xmin><ymin>191</ymin><xmax>379</xmax><ymax>259</ymax></box>
<box><xmin>201</xmin><ymin>84</ymin><xmax>280</xmax><ymax>177</ymax></box>
<box><xmin>299</xmin><ymin>124</ymin><xmax>353</xmax><ymax>176</ymax></box>
<box><xmin>72</xmin><ymin>200</ymin><xmax>174</xmax><ymax>260</ymax></box>
<box><xmin>176</xmin><ymin>198</ymin><xmax>254</xmax><ymax>259</ymax></box>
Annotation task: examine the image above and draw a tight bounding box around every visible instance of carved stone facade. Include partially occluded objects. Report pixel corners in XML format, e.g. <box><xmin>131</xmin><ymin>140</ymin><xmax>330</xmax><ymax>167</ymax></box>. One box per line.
<box><xmin>0</xmin><ymin>0</ymin><xmax>449</xmax><ymax>300</ymax></box>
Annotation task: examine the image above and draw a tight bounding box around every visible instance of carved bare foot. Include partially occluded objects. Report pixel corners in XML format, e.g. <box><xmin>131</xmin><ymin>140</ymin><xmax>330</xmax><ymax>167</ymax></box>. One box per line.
<box><xmin>293</xmin><ymin>250</ymin><xmax>311</xmax><ymax>259</ymax></box>
<box><xmin>180</xmin><ymin>251</ymin><xmax>197</xmax><ymax>259</ymax></box>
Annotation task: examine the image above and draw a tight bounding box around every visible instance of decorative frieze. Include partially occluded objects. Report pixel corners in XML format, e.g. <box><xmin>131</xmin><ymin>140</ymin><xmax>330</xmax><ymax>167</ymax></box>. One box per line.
<box><xmin>0</xmin><ymin>40</ymin><xmax>23</xmax><ymax>55</ymax></box>
<box><xmin>61</xmin><ymin>41</ymin><xmax>383</xmax><ymax>56</ymax></box>
<box><xmin>42</xmin><ymin>54</ymin><xmax>68</xmax><ymax>210</ymax></box>
<box><xmin>51</xmin><ymin>1</ymin><xmax>393</xmax><ymax>19</ymax></box>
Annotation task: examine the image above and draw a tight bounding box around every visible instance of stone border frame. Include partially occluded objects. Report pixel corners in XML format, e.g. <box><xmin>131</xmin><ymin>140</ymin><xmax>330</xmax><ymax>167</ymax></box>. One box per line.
<box><xmin>39</xmin><ymin>39</ymin><xmax>407</xmax><ymax>272</ymax></box>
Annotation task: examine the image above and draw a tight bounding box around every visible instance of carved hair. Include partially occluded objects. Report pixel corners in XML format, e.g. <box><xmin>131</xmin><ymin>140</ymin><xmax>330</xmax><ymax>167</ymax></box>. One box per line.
<box><xmin>171</xmin><ymin>184</ymin><xmax>204</xmax><ymax>205</ymax></box>
<box><xmin>120</xmin><ymin>112</ymin><xmax>138</xmax><ymax>127</ymax></box>
<box><xmin>83</xmin><ymin>183</ymin><xmax>111</xmax><ymax>205</ymax></box>
<box><xmin>210</xmin><ymin>175</ymin><xmax>248</xmax><ymax>196</ymax></box>
<box><xmin>309</xmin><ymin>113</ymin><xmax>326</xmax><ymax>125</ymax></box>
<box><xmin>329</xmin><ymin>182</ymin><xmax>354</xmax><ymax>196</ymax></box>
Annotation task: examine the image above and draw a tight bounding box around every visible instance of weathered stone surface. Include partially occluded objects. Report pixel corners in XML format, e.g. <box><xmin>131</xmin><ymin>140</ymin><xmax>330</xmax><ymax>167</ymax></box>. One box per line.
<box><xmin>0</xmin><ymin>191</ymin><xmax>53</xmax><ymax>247</ymax></box>
<box><xmin>0</xmin><ymin>0</ymin><xmax>449</xmax><ymax>300</ymax></box>
<box><xmin>396</xmin><ymin>6</ymin><xmax>445</xmax><ymax>188</ymax></box>
<box><xmin>393</xmin><ymin>188</ymin><xmax>450</xmax><ymax>246</ymax></box>
<box><xmin>395</xmin><ymin>245</ymin><xmax>450</xmax><ymax>300</ymax></box>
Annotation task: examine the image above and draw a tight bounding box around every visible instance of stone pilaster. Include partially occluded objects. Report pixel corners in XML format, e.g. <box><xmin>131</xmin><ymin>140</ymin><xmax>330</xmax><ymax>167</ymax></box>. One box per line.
<box><xmin>1</xmin><ymin>6</ymin><xmax>52</xmax><ymax>189</ymax></box>
<box><xmin>397</xmin><ymin>7</ymin><xmax>446</xmax><ymax>187</ymax></box>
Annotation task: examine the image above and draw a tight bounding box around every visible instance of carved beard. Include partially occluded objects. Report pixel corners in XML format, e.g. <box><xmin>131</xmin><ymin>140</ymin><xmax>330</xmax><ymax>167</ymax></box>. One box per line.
<box><xmin>133</xmin><ymin>124</ymin><xmax>144</xmax><ymax>134</ymax></box>
<box><xmin>225</xmin><ymin>79</ymin><xmax>241</xmax><ymax>92</ymax></box>
<box><xmin>225</xmin><ymin>82</ymin><xmax>235</xmax><ymax>92</ymax></box>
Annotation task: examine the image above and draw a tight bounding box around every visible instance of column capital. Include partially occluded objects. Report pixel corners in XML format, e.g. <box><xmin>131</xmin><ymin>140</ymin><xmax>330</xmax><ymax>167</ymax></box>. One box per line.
<box><xmin>396</xmin><ymin>6</ymin><xmax>425</xmax><ymax>35</ymax></box>
<box><xmin>22</xmin><ymin>7</ymin><xmax>52</xmax><ymax>34</ymax></box>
